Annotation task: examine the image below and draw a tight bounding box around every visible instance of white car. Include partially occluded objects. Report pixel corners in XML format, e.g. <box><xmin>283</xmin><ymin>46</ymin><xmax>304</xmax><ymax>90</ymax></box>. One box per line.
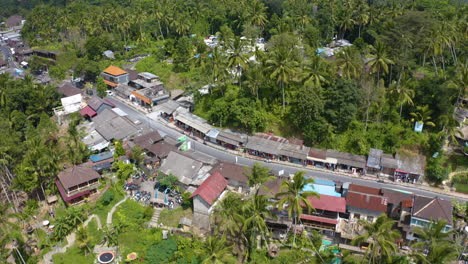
<box><xmin>106</xmin><ymin>90</ymin><xmax>114</xmax><ymax>96</ymax></box>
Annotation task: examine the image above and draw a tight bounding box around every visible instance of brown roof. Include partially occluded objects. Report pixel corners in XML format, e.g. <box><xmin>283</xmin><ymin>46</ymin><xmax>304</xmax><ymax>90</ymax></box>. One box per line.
<box><xmin>190</xmin><ymin>172</ymin><xmax>228</xmax><ymax>205</ymax></box>
<box><xmin>209</xmin><ymin>162</ymin><xmax>250</xmax><ymax>184</ymax></box>
<box><xmin>348</xmin><ymin>184</ymin><xmax>381</xmax><ymax>195</ymax></box>
<box><xmin>381</xmin><ymin>188</ymin><xmax>413</xmax><ymax>206</ymax></box>
<box><xmin>133</xmin><ymin>130</ymin><xmax>163</xmax><ymax>149</ymax></box>
<box><xmin>6</xmin><ymin>15</ymin><xmax>22</xmax><ymax>27</ymax></box>
<box><xmin>257</xmin><ymin>178</ymin><xmax>286</xmax><ymax>198</ymax></box>
<box><xmin>0</xmin><ymin>59</ymin><xmax>6</xmax><ymax>66</ymax></box>
<box><xmin>103</xmin><ymin>66</ymin><xmax>127</xmax><ymax>76</ymax></box>
<box><xmin>58</xmin><ymin>165</ymin><xmax>100</xmax><ymax>190</ymax></box>
<box><xmin>58</xmin><ymin>83</ymin><xmax>82</xmax><ymax>97</ymax></box>
<box><xmin>308</xmin><ymin>148</ymin><xmax>327</xmax><ymax>160</ymax></box>
<box><xmin>126</xmin><ymin>69</ymin><xmax>139</xmax><ymax>81</ymax></box>
<box><xmin>327</xmin><ymin>150</ymin><xmax>366</xmax><ymax>168</ymax></box>
<box><xmin>413</xmin><ymin>196</ymin><xmax>453</xmax><ymax>224</ymax></box>
<box><xmin>346</xmin><ymin>191</ymin><xmax>388</xmax><ymax>212</ymax></box>
<box><xmin>146</xmin><ymin>141</ymin><xmax>176</xmax><ymax>158</ymax></box>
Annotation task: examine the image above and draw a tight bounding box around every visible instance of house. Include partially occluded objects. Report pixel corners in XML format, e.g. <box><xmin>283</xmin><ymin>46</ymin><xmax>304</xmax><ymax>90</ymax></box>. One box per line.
<box><xmin>366</xmin><ymin>148</ymin><xmax>398</xmax><ymax>177</ymax></box>
<box><xmin>326</xmin><ymin>150</ymin><xmax>366</xmax><ymax>174</ymax></box>
<box><xmin>159</xmin><ymin>151</ymin><xmax>203</xmax><ymax>185</ymax></box>
<box><xmin>395</xmin><ymin>152</ymin><xmax>426</xmax><ymax>183</ymax></box>
<box><xmin>381</xmin><ymin>188</ymin><xmax>413</xmax><ymax>219</ymax></box>
<box><xmin>79</xmin><ymin>97</ymin><xmax>115</xmax><ymax>118</ymax></box>
<box><xmin>130</xmin><ymin>86</ymin><xmax>169</xmax><ymax>108</ymax></box>
<box><xmin>128</xmin><ymin>130</ymin><xmax>176</xmax><ymax>163</ymax></box>
<box><xmin>5</xmin><ymin>15</ymin><xmax>23</xmax><ymax>28</ymax></box>
<box><xmin>92</xmin><ymin>109</ymin><xmax>139</xmax><ymax>141</ymax></box>
<box><xmin>101</xmin><ymin>66</ymin><xmax>129</xmax><ymax>88</ymax></box>
<box><xmin>307</xmin><ymin>148</ymin><xmax>337</xmax><ymax>169</ymax></box>
<box><xmin>130</xmin><ymin>72</ymin><xmax>163</xmax><ymax>90</ymax></box>
<box><xmin>278</xmin><ymin>143</ymin><xmax>310</xmax><ymax>165</ymax></box>
<box><xmin>344</xmin><ymin>184</ymin><xmax>387</xmax><ymax>223</ymax></box>
<box><xmin>170</xmin><ymin>89</ymin><xmax>185</xmax><ymax>100</ymax></box>
<box><xmin>58</xmin><ymin>83</ymin><xmax>83</xmax><ymax>97</ymax></box>
<box><xmin>125</xmin><ymin>69</ymin><xmax>139</xmax><ymax>82</ymax></box>
<box><xmin>56</xmin><ymin>165</ymin><xmax>100</xmax><ymax>205</ymax></box>
<box><xmin>190</xmin><ymin>172</ymin><xmax>228</xmax><ymax>231</ymax></box>
<box><xmin>300</xmin><ymin>194</ymin><xmax>347</xmax><ymax>237</ymax></box>
<box><xmin>60</xmin><ymin>94</ymin><xmax>83</xmax><ymax>114</ymax></box>
<box><xmin>209</xmin><ymin>162</ymin><xmax>250</xmax><ymax>191</ymax></box>
<box><xmin>402</xmin><ymin>196</ymin><xmax>453</xmax><ymax>241</ymax></box>
<box><xmin>156</xmin><ymin>100</ymin><xmax>182</xmax><ymax>120</ymax></box>
<box><xmin>244</xmin><ymin>134</ymin><xmax>287</xmax><ymax>159</ymax></box>
<box><xmin>114</xmin><ymin>84</ymin><xmax>136</xmax><ymax>99</ymax></box>
<box><xmin>175</xmin><ymin>113</ymin><xmax>213</xmax><ymax>139</ymax></box>
<box><xmin>205</xmin><ymin>129</ymin><xmax>247</xmax><ymax>150</ymax></box>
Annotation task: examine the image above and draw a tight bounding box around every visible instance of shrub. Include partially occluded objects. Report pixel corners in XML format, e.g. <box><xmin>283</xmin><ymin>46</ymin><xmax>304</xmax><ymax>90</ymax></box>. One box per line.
<box><xmin>146</xmin><ymin>238</ymin><xmax>178</xmax><ymax>263</ymax></box>
<box><xmin>100</xmin><ymin>190</ymin><xmax>115</xmax><ymax>206</ymax></box>
<box><xmin>426</xmin><ymin>158</ymin><xmax>449</xmax><ymax>185</ymax></box>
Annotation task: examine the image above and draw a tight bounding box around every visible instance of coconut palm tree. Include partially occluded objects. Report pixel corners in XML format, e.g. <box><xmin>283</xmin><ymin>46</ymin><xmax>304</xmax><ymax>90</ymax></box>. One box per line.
<box><xmin>302</xmin><ymin>56</ymin><xmax>328</xmax><ymax>88</ymax></box>
<box><xmin>275</xmin><ymin>171</ymin><xmax>319</xmax><ymax>247</ymax></box>
<box><xmin>243</xmin><ymin>194</ymin><xmax>275</xmax><ymax>253</ymax></box>
<box><xmin>352</xmin><ymin>214</ymin><xmax>401</xmax><ymax>264</ymax></box>
<box><xmin>389</xmin><ymin>74</ymin><xmax>415</xmax><ymax>117</ymax></box>
<box><xmin>366</xmin><ymin>41</ymin><xmax>394</xmax><ymax>82</ymax></box>
<box><xmin>410</xmin><ymin>105</ymin><xmax>436</xmax><ymax>130</ymax></box>
<box><xmin>244</xmin><ymin>65</ymin><xmax>265</xmax><ymax>99</ymax></box>
<box><xmin>227</xmin><ymin>37</ymin><xmax>249</xmax><ymax>88</ymax></box>
<box><xmin>246</xmin><ymin>163</ymin><xmax>273</xmax><ymax>192</ymax></box>
<box><xmin>201</xmin><ymin>236</ymin><xmax>233</xmax><ymax>264</ymax></box>
<box><xmin>248</xmin><ymin>0</ymin><xmax>268</xmax><ymax>29</ymax></box>
<box><xmin>76</xmin><ymin>227</ymin><xmax>92</xmax><ymax>255</ymax></box>
<box><xmin>266</xmin><ymin>47</ymin><xmax>299</xmax><ymax>111</ymax></box>
<box><xmin>336</xmin><ymin>47</ymin><xmax>362</xmax><ymax>79</ymax></box>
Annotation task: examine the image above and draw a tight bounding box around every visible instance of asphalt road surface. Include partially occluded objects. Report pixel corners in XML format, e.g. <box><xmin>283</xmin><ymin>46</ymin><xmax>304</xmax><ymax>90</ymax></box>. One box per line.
<box><xmin>107</xmin><ymin>97</ymin><xmax>467</xmax><ymax>202</ymax></box>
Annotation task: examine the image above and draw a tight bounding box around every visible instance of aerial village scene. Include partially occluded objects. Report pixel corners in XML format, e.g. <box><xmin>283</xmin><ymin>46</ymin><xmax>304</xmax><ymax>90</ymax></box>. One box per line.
<box><xmin>0</xmin><ymin>0</ymin><xmax>467</xmax><ymax>263</ymax></box>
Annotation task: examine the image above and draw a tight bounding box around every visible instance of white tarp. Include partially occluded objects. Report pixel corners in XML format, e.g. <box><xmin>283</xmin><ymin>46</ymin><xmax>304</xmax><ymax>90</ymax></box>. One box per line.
<box><xmin>60</xmin><ymin>94</ymin><xmax>83</xmax><ymax>114</ymax></box>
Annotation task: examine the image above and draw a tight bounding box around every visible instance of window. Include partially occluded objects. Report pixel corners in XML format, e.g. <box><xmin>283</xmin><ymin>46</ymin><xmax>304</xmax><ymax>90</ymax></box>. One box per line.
<box><xmin>367</xmin><ymin>216</ymin><xmax>374</xmax><ymax>222</ymax></box>
<box><xmin>354</xmin><ymin>213</ymin><xmax>361</xmax><ymax>219</ymax></box>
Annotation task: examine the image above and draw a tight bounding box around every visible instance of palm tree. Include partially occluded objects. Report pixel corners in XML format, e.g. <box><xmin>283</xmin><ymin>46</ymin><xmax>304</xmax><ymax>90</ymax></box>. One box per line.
<box><xmin>201</xmin><ymin>236</ymin><xmax>232</xmax><ymax>264</ymax></box>
<box><xmin>302</xmin><ymin>56</ymin><xmax>328</xmax><ymax>88</ymax></box>
<box><xmin>227</xmin><ymin>37</ymin><xmax>248</xmax><ymax>88</ymax></box>
<box><xmin>243</xmin><ymin>194</ymin><xmax>275</xmax><ymax>252</ymax></box>
<box><xmin>352</xmin><ymin>215</ymin><xmax>401</xmax><ymax>264</ymax></box>
<box><xmin>246</xmin><ymin>163</ymin><xmax>273</xmax><ymax>192</ymax></box>
<box><xmin>76</xmin><ymin>227</ymin><xmax>92</xmax><ymax>255</ymax></box>
<box><xmin>389</xmin><ymin>74</ymin><xmax>415</xmax><ymax>117</ymax></box>
<box><xmin>244</xmin><ymin>65</ymin><xmax>265</xmax><ymax>99</ymax></box>
<box><xmin>336</xmin><ymin>47</ymin><xmax>362</xmax><ymax>79</ymax></box>
<box><xmin>248</xmin><ymin>0</ymin><xmax>268</xmax><ymax>29</ymax></box>
<box><xmin>266</xmin><ymin>47</ymin><xmax>299</xmax><ymax>111</ymax></box>
<box><xmin>366</xmin><ymin>41</ymin><xmax>394</xmax><ymax>82</ymax></box>
<box><xmin>275</xmin><ymin>171</ymin><xmax>319</xmax><ymax>247</ymax></box>
<box><xmin>410</xmin><ymin>105</ymin><xmax>436</xmax><ymax>131</ymax></box>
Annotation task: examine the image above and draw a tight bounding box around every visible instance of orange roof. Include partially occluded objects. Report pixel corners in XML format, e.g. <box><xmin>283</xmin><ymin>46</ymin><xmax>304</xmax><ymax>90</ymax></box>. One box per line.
<box><xmin>103</xmin><ymin>65</ymin><xmax>127</xmax><ymax>76</ymax></box>
<box><xmin>103</xmin><ymin>80</ymin><xmax>117</xmax><ymax>87</ymax></box>
<box><xmin>131</xmin><ymin>91</ymin><xmax>151</xmax><ymax>104</ymax></box>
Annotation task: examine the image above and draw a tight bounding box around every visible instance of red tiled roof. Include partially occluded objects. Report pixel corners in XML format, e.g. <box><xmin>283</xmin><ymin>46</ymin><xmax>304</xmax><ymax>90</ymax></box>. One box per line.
<box><xmin>300</xmin><ymin>215</ymin><xmax>338</xmax><ymax>225</ymax></box>
<box><xmin>346</xmin><ymin>191</ymin><xmax>388</xmax><ymax>212</ymax></box>
<box><xmin>103</xmin><ymin>65</ymin><xmax>127</xmax><ymax>76</ymax></box>
<box><xmin>307</xmin><ymin>194</ymin><xmax>346</xmax><ymax>213</ymax></box>
<box><xmin>349</xmin><ymin>184</ymin><xmax>381</xmax><ymax>195</ymax></box>
<box><xmin>79</xmin><ymin>105</ymin><xmax>97</xmax><ymax>117</ymax></box>
<box><xmin>190</xmin><ymin>172</ymin><xmax>228</xmax><ymax>205</ymax></box>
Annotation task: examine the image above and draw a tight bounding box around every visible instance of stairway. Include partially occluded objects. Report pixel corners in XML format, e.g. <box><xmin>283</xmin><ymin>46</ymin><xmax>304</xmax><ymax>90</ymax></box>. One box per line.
<box><xmin>148</xmin><ymin>208</ymin><xmax>163</xmax><ymax>228</ymax></box>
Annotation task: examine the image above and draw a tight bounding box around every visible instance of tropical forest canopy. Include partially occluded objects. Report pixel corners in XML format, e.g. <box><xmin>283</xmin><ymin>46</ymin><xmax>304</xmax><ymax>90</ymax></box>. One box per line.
<box><xmin>15</xmin><ymin>0</ymin><xmax>468</xmax><ymax>177</ymax></box>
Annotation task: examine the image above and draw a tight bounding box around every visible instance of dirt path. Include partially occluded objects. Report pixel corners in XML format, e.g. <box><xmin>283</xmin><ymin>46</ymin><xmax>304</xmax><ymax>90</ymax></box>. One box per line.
<box><xmin>106</xmin><ymin>196</ymin><xmax>128</xmax><ymax>226</ymax></box>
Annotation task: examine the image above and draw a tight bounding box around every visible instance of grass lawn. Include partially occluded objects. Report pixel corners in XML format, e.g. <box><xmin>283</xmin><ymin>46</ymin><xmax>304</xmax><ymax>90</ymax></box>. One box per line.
<box><xmin>52</xmin><ymin>246</ymin><xmax>95</xmax><ymax>264</ymax></box>
<box><xmin>86</xmin><ymin>218</ymin><xmax>104</xmax><ymax>245</ymax></box>
<box><xmin>158</xmin><ymin>207</ymin><xmax>192</xmax><ymax>227</ymax></box>
<box><xmin>454</xmin><ymin>183</ymin><xmax>468</xmax><ymax>194</ymax></box>
<box><xmin>91</xmin><ymin>184</ymin><xmax>125</xmax><ymax>224</ymax></box>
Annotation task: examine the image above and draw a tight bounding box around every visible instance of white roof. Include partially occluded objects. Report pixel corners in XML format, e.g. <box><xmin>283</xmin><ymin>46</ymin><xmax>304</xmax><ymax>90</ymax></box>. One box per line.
<box><xmin>111</xmin><ymin>108</ymin><xmax>128</xmax><ymax>117</ymax></box>
<box><xmin>61</xmin><ymin>94</ymin><xmax>83</xmax><ymax>114</ymax></box>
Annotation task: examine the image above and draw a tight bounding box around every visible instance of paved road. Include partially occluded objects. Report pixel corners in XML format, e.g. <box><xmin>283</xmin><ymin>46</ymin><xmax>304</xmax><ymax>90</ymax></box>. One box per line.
<box><xmin>0</xmin><ymin>43</ymin><xmax>17</xmax><ymax>68</ymax></box>
<box><xmin>107</xmin><ymin>97</ymin><xmax>467</xmax><ymax>202</ymax></box>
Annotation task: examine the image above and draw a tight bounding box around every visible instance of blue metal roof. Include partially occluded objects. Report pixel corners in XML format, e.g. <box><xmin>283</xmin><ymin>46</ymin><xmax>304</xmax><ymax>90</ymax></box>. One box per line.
<box><xmin>314</xmin><ymin>179</ymin><xmax>335</xmax><ymax>186</ymax></box>
<box><xmin>302</xmin><ymin>183</ymin><xmax>341</xmax><ymax>197</ymax></box>
<box><xmin>90</xmin><ymin>151</ymin><xmax>113</xmax><ymax>163</ymax></box>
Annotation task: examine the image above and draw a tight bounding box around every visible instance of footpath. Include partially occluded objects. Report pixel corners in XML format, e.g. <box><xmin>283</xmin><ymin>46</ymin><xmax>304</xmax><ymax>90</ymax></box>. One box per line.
<box><xmin>111</xmin><ymin>96</ymin><xmax>468</xmax><ymax>201</ymax></box>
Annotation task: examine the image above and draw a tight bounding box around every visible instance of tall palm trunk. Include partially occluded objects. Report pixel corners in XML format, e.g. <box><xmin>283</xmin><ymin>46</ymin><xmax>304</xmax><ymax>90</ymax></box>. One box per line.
<box><xmin>281</xmin><ymin>81</ymin><xmax>285</xmax><ymax>111</ymax></box>
<box><xmin>158</xmin><ymin>20</ymin><xmax>165</xmax><ymax>40</ymax></box>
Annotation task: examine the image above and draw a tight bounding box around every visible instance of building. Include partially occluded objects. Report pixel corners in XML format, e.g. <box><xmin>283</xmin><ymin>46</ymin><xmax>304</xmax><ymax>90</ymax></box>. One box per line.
<box><xmin>244</xmin><ymin>134</ymin><xmax>287</xmax><ymax>159</ymax></box>
<box><xmin>344</xmin><ymin>184</ymin><xmax>387</xmax><ymax>223</ymax></box>
<box><xmin>190</xmin><ymin>172</ymin><xmax>228</xmax><ymax>231</ymax></box>
<box><xmin>128</xmin><ymin>130</ymin><xmax>176</xmax><ymax>164</ymax></box>
<box><xmin>58</xmin><ymin>83</ymin><xmax>83</xmax><ymax>97</ymax></box>
<box><xmin>205</xmin><ymin>129</ymin><xmax>247</xmax><ymax>150</ymax></box>
<box><xmin>159</xmin><ymin>151</ymin><xmax>203</xmax><ymax>185</ymax></box>
<box><xmin>101</xmin><ymin>66</ymin><xmax>129</xmax><ymax>88</ymax></box>
<box><xmin>79</xmin><ymin>97</ymin><xmax>115</xmax><ymax>118</ymax></box>
<box><xmin>175</xmin><ymin>113</ymin><xmax>212</xmax><ymax>139</ymax></box>
<box><xmin>56</xmin><ymin>165</ymin><xmax>100</xmax><ymax>205</ymax></box>
<box><xmin>156</xmin><ymin>100</ymin><xmax>181</xmax><ymax>120</ymax></box>
<box><xmin>326</xmin><ymin>150</ymin><xmax>366</xmax><ymax>174</ymax></box>
<box><xmin>114</xmin><ymin>84</ymin><xmax>136</xmax><ymax>99</ymax></box>
<box><xmin>403</xmin><ymin>196</ymin><xmax>453</xmax><ymax>241</ymax></box>
<box><xmin>301</xmin><ymin>194</ymin><xmax>346</xmax><ymax>237</ymax></box>
<box><xmin>278</xmin><ymin>143</ymin><xmax>310</xmax><ymax>165</ymax></box>
<box><xmin>381</xmin><ymin>188</ymin><xmax>413</xmax><ymax>219</ymax></box>
<box><xmin>92</xmin><ymin>109</ymin><xmax>139</xmax><ymax>141</ymax></box>
<box><xmin>130</xmin><ymin>72</ymin><xmax>163</xmax><ymax>89</ymax></box>
<box><xmin>130</xmin><ymin>86</ymin><xmax>169</xmax><ymax>108</ymax></box>
<box><xmin>209</xmin><ymin>162</ymin><xmax>250</xmax><ymax>191</ymax></box>
<box><xmin>366</xmin><ymin>148</ymin><xmax>398</xmax><ymax>177</ymax></box>
<box><xmin>307</xmin><ymin>148</ymin><xmax>337</xmax><ymax>169</ymax></box>
<box><xmin>395</xmin><ymin>152</ymin><xmax>426</xmax><ymax>183</ymax></box>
